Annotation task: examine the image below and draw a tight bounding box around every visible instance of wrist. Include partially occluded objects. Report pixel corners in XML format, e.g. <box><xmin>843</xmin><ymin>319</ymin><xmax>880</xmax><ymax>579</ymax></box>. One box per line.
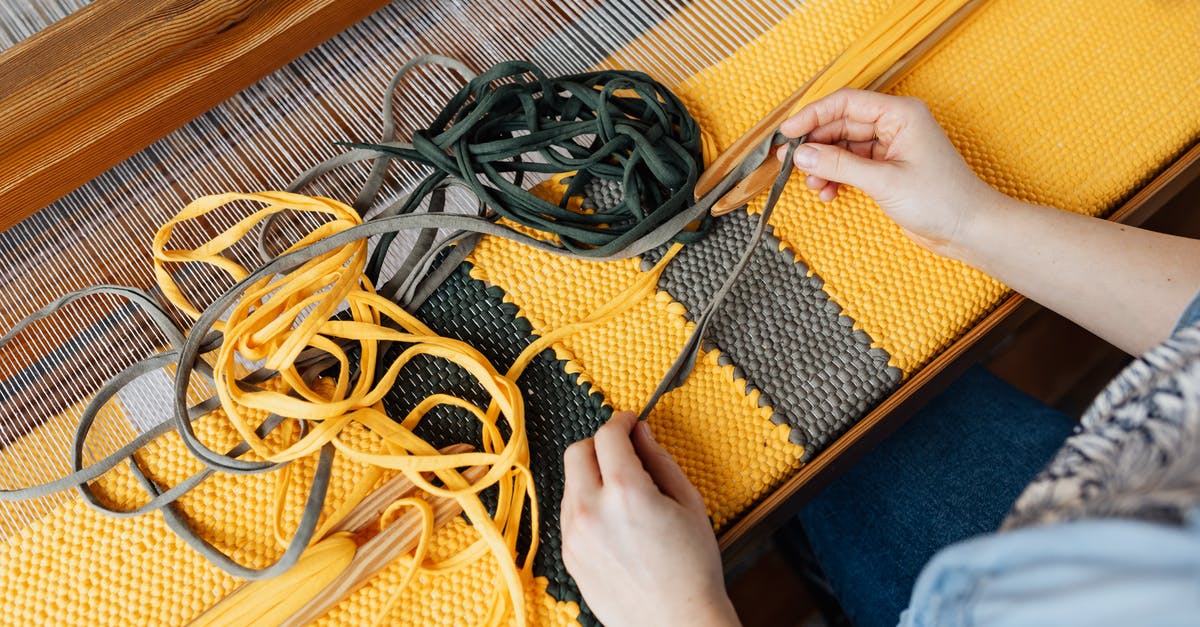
<box><xmin>940</xmin><ymin>191</ymin><xmax>1023</xmax><ymax>267</ymax></box>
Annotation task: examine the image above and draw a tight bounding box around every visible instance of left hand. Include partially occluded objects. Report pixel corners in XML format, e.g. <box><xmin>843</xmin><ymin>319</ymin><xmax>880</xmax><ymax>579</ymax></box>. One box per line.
<box><xmin>560</xmin><ymin>411</ymin><xmax>741</xmax><ymax>627</ymax></box>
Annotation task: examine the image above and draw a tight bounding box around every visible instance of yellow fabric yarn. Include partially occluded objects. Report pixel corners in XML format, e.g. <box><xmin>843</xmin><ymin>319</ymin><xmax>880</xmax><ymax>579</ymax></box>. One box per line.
<box><xmin>152</xmin><ymin>191</ymin><xmax>542</xmax><ymax>625</ymax></box>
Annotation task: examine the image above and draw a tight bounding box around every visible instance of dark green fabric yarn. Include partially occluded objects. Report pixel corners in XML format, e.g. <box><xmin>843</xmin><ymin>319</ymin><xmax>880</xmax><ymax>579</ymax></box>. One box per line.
<box><xmin>347</xmin><ymin>60</ymin><xmax>708</xmax><ymax>279</ymax></box>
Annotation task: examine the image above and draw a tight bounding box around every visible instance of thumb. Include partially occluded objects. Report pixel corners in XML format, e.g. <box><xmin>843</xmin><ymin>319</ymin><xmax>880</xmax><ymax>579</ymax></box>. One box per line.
<box><xmin>791</xmin><ymin>143</ymin><xmax>892</xmax><ymax>197</ymax></box>
<box><xmin>631</xmin><ymin>422</ymin><xmax>707</xmax><ymax>515</ymax></box>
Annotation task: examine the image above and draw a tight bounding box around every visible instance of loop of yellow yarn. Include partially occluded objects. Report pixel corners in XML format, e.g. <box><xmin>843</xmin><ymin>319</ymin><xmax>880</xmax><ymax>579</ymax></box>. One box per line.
<box><xmin>150</xmin><ymin>191</ymin><xmax>680</xmax><ymax>624</ymax></box>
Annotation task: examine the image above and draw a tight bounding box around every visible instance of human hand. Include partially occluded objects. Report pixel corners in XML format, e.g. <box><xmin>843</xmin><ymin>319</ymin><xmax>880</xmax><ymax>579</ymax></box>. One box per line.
<box><xmin>561</xmin><ymin>411</ymin><xmax>741</xmax><ymax>627</ymax></box>
<box><xmin>778</xmin><ymin>88</ymin><xmax>1009</xmax><ymax>259</ymax></box>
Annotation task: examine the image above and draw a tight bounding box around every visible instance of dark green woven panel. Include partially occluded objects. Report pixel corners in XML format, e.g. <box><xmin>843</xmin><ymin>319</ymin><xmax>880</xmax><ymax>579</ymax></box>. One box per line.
<box><xmin>381</xmin><ymin>261</ymin><xmax>608</xmax><ymax>623</ymax></box>
<box><xmin>641</xmin><ymin>209</ymin><xmax>903</xmax><ymax>460</ymax></box>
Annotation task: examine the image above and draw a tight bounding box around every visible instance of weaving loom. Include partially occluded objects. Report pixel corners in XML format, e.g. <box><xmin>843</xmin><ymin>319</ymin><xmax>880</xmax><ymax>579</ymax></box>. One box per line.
<box><xmin>1</xmin><ymin>0</ymin><xmax>1198</xmax><ymax>625</ymax></box>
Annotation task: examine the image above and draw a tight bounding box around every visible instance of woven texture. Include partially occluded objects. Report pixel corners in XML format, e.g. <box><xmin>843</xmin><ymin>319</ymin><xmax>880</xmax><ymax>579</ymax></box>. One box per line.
<box><xmin>0</xmin><ymin>399</ymin><xmax>133</xmax><ymax>543</ymax></box>
<box><xmin>642</xmin><ymin>210</ymin><xmax>902</xmax><ymax>458</ymax></box>
<box><xmin>5</xmin><ymin>0</ymin><xmax>1200</xmax><ymax>624</ymax></box>
<box><xmin>672</xmin><ymin>0</ymin><xmax>1200</xmax><ymax>374</ymax></box>
<box><xmin>464</xmin><ymin>239</ymin><xmax>804</xmax><ymax>525</ymax></box>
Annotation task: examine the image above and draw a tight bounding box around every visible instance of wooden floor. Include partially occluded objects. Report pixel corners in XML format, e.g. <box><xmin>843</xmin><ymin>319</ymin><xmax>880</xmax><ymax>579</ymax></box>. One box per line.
<box><xmin>726</xmin><ymin>176</ymin><xmax>1200</xmax><ymax>626</ymax></box>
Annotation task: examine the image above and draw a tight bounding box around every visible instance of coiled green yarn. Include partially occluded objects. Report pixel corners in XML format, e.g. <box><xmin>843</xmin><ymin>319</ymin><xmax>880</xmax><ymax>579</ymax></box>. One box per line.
<box><xmin>349</xmin><ymin>60</ymin><xmax>708</xmax><ymax>269</ymax></box>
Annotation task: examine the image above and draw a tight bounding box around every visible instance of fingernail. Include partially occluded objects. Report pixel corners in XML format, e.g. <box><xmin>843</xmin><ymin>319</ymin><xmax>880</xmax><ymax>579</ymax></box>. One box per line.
<box><xmin>638</xmin><ymin>421</ymin><xmax>655</xmax><ymax>441</ymax></box>
<box><xmin>793</xmin><ymin>145</ymin><xmax>817</xmax><ymax>169</ymax></box>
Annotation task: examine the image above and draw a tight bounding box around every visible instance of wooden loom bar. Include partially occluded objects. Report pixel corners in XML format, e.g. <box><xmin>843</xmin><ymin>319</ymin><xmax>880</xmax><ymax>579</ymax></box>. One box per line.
<box><xmin>0</xmin><ymin>0</ymin><xmax>392</xmax><ymax>233</ymax></box>
<box><xmin>717</xmin><ymin>140</ymin><xmax>1200</xmax><ymax>566</ymax></box>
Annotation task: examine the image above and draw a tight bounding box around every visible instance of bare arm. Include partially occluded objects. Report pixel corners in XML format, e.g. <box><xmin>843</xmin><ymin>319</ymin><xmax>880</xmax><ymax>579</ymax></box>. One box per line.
<box><xmin>953</xmin><ymin>197</ymin><xmax>1200</xmax><ymax>354</ymax></box>
<box><xmin>780</xmin><ymin>89</ymin><xmax>1200</xmax><ymax>355</ymax></box>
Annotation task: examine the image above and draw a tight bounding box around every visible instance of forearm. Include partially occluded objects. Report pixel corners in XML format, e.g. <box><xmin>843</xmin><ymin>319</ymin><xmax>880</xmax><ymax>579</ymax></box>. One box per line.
<box><xmin>949</xmin><ymin>196</ymin><xmax>1200</xmax><ymax>355</ymax></box>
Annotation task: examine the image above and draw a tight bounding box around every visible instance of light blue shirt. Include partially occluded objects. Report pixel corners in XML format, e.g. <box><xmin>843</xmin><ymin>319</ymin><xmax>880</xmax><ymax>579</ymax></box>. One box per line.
<box><xmin>899</xmin><ymin>509</ymin><xmax>1200</xmax><ymax>627</ymax></box>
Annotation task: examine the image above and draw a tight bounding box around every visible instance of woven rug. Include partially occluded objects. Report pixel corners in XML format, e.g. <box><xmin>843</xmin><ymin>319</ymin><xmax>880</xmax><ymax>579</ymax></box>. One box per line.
<box><xmin>1</xmin><ymin>0</ymin><xmax>1197</xmax><ymax>624</ymax></box>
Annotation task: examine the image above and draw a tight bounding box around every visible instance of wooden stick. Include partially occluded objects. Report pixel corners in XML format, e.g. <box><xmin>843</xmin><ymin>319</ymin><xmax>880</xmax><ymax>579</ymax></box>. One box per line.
<box><xmin>0</xmin><ymin>0</ymin><xmax>390</xmax><ymax>233</ymax></box>
<box><xmin>703</xmin><ymin>0</ymin><xmax>989</xmax><ymax>214</ymax></box>
<box><xmin>282</xmin><ymin>464</ymin><xmax>489</xmax><ymax>626</ymax></box>
<box><xmin>692</xmin><ymin>59</ymin><xmax>834</xmax><ymax>201</ymax></box>
<box><xmin>862</xmin><ymin>0</ymin><xmax>988</xmax><ymax>94</ymax></box>
<box><xmin>324</xmin><ymin>443</ymin><xmax>474</xmax><ymax>536</ymax></box>
<box><xmin>189</xmin><ymin>445</ymin><xmax>487</xmax><ymax>625</ymax></box>
<box><xmin>711</xmin><ymin>158</ymin><xmax>784</xmax><ymax>216</ymax></box>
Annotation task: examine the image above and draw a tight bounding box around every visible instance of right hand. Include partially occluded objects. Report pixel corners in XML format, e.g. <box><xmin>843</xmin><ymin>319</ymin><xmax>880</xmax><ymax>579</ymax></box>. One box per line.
<box><xmin>778</xmin><ymin>88</ymin><xmax>1007</xmax><ymax>259</ymax></box>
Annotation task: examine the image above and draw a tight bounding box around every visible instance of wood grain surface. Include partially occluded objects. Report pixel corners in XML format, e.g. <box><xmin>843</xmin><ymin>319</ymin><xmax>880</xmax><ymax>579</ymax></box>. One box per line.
<box><xmin>0</xmin><ymin>0</ymin><xmax>391</xmax><ymax>232</ymax></box>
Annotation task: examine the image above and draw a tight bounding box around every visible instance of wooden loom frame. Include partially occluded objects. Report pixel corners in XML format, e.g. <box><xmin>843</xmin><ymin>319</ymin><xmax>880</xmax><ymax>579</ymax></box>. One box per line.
<box><xmin>1</xmin><ymin>0</ymin><xmax>1198</xmax><ymax>572</ymax></box>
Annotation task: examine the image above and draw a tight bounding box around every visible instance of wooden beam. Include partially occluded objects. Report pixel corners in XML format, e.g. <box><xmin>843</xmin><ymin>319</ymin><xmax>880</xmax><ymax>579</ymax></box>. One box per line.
<box><xmin>0</xmin><ymin>0</ymin><xmax>392</xmax><ymax>233</ymax></box>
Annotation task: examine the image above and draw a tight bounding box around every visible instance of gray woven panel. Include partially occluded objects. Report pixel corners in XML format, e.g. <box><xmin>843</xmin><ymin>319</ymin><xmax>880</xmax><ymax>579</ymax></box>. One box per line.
<box><xmin>641</xmin><ymin>209</ymin><xmax>903</xmax><ymax>461</ymax></box>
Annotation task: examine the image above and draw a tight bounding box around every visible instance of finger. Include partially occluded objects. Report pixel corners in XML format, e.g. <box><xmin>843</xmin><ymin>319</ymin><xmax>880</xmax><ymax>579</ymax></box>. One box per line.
<box><xmin>780</xmin><ymin>88</ymin><xmax>895</xmax><ymax>138</ymax></box>
<box><xmin>561</xmin><ymin>438</ymin><xmax>600</xmax><ymax>530</ymax></box>
<box><xmin>818</xmin><ymin>182</ymin><xmax>839</xmax><ymax>202</ymax></box>
<box><xmin>834</xmin><ymin>138</ymin><xmax>883</xmax><ymax>160</ymax></box>
<box><xmin>806</xmin><ymin>117</ymin><xmax>880</xmax><ymax>145</ymax></box>
<box><xmin>631</xmin><ymin>422</ymin><xmax>707</xmax><ymax>514</ymax></box>
<box><xmin>563</xmin><ymin>438</ymin><xmax>601</xmax><ymax>495</ymax></box>
<box><xmin>592</xmin><ymin>411</ymin><xmax>654</xmax><ymax>489</ymax></box>
<box><xmin>791</xmin><ymin>142</ymin><xmax>892</xmax><ymax>195</ymax></box>
<box><xmin>846</xmin><ymin>140</ymin><xmax>881</xmax><ymax>160</ymax></box>
<box><xmin>805</xmin><ymin>174</ymin><xmax>828</xmax><ymax>190</ymax></box>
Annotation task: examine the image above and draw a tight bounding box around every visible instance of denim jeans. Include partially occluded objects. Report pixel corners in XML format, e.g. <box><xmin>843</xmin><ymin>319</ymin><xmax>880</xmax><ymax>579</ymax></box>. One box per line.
<box><xmin>791</xmin><ymin>366</ymin><xmax>1076</xmax><ymax>627</ymax></box>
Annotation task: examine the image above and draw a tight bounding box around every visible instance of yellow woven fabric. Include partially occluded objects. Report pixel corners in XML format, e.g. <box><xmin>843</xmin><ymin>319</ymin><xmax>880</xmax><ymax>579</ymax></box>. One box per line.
<box><xmin>674</xmin><ymin>0</ymin><xmax>1200</xmax><ymax>373</ymax></box>
<box><xmin>0</xmin><ymin>403</ymin><xmax>578</xmax><ymax>626</ymax></box>
<box><xmin>465</xmin><ymin>240</ymin><xmax>802</xmax><ymax>529</ymax></box>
